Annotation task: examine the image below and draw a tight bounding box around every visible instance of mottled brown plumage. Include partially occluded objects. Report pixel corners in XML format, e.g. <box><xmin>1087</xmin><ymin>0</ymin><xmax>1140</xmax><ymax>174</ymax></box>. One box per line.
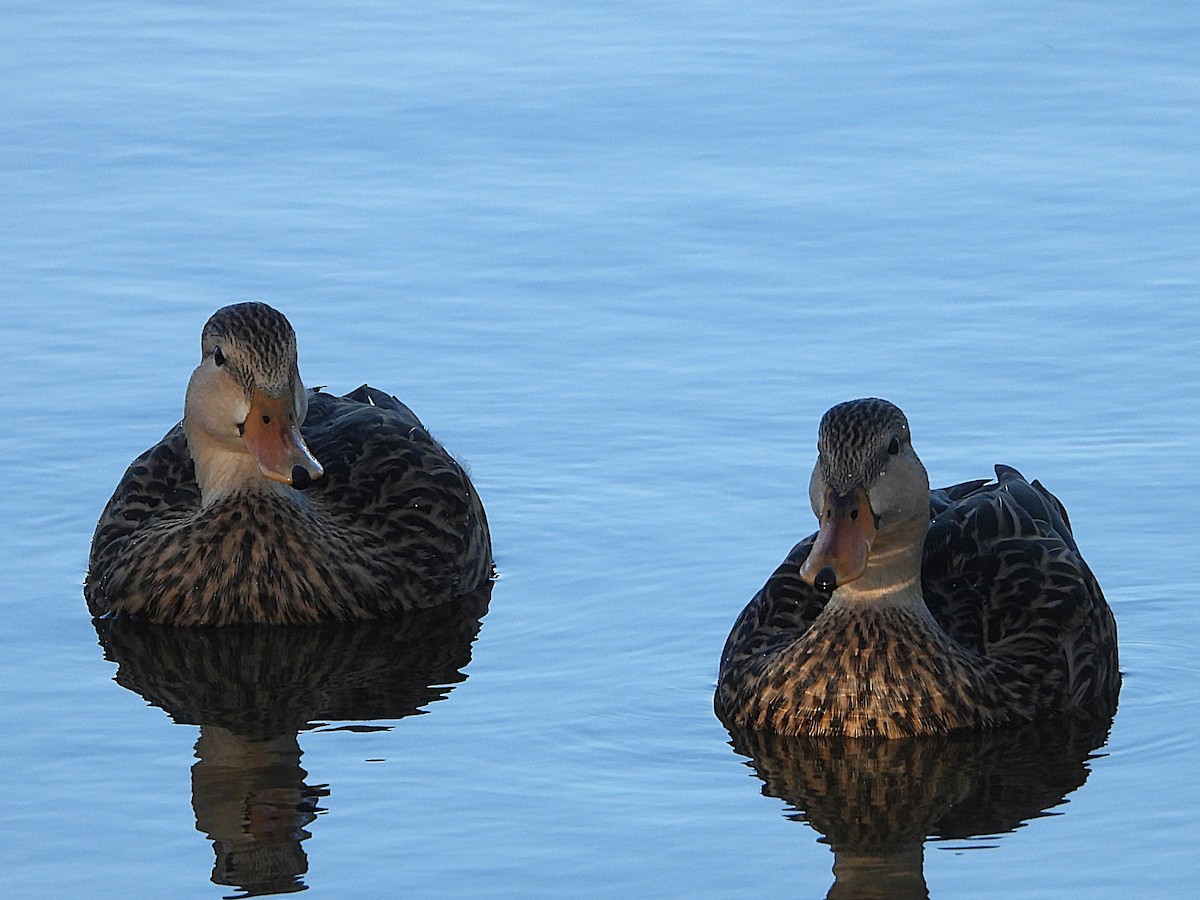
<box><xmin>716</xmin><ymin>398</ymin><xmax>1119</xmax><ymax>739</ymax></box>
<box><xmin>86</xmin><ymin>302</ymin><xmax>492</xmax><ymax>625</ymax></box>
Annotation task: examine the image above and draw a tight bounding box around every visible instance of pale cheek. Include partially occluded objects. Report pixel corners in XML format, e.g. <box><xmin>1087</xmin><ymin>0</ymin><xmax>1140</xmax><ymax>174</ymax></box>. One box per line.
<box><xmin>212</xmin><ymin>398</ymin><xmax>251</xmax><ymax>447</ymax></box>
<box><xmin>872</xmin><ymin>482</ymin><xmax>905</xmax><ymax>521</ymax></box>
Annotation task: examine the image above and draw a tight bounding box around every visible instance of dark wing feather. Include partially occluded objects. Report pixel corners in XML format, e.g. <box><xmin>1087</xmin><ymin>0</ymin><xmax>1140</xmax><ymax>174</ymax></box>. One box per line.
<box><xmin>922</xmin><ymin>466</ymin><xmax>1119</xmax><ymax>716</ymax></box>
<box><xmin>717</xmin><ymin>536</ymin><xmax>829</xmax><ymax>677</ymax></box>
<box><xmin>718</xmin><ymin>466</ymin><xmax>1119</xmax><ymax>726</ymax></box>
<box><xmin>86</xmin><ymin>385</ymin><xmax>491</xmax><ymax>621</ymax></box>
<box><xmin>302</xmin><ymin>386</ymin><xmax>493</xmax><ymax>605</ymax></box>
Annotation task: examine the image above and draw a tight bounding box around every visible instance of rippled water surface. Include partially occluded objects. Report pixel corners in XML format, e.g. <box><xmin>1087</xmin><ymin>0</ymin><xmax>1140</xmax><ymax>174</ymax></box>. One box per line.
<box><xmin>2</xmin><ymin>2</ymin><xmax>1198</xmax><ymax>897</ymax></box>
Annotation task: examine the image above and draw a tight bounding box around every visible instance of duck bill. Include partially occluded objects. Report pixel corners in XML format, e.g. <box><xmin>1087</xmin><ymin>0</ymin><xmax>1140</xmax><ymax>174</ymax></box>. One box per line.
<box><xmin>799</xmin><ymin>486</ymin><xmax>876</xmax><ymax>593</ymax></box>
<box><xmin>242</xmin><ymin>389</ymin><xmax>324</xmax><ymax>486</ymax></box>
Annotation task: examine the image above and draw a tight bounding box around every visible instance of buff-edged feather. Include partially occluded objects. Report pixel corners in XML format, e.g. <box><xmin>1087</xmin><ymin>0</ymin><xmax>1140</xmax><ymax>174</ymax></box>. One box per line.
<box><xmin>86</xmin><ymin>302</ymin><xmax>491</xmax><ymax>625</ymax></box>
<box><xmin>716</xmin><ymin>398</ymin><xmax>1119</xmax><ymax>738</ymax></box>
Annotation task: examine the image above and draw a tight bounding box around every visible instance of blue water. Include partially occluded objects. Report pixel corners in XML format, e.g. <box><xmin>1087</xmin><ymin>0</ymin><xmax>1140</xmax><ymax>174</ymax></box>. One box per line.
<box><xmin>2</xmin><ymin>1</ymin><xmax>1199</xmax><ymax>896</ymax></box>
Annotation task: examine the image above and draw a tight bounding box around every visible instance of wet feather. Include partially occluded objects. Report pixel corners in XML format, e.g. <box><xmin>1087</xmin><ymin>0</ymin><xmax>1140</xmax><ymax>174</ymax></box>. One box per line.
<box><xmin>716</xmin><ymin>399</ymin><xmax>1119</xmax><ymax>738</ymax></box>
<box><xmin>85</xmin><ymin>304</ymin><xmax>492</xmax><ymax>625</ymax></box>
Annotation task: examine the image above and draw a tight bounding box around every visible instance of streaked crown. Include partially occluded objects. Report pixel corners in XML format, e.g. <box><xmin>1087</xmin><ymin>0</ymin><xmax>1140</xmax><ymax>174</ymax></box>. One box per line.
<box><xmin>200</xmin><ymin>302</ymin><xmax>298</xmax><ymax>394</ymax></box>
<box><xmin>816</xmin><ymin>398</ymin><xmax>911</xmax><ymax>493</ymax></box>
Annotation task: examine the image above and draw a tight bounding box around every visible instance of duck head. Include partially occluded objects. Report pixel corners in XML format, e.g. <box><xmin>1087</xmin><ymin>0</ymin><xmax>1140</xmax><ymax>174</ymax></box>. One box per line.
<box><xmin>183</xmin><ymin>302</ymin><xmax>324</xmax><ymax>501</ymax></box>
<box><xmin>799</xmin><ymin>398</ymin><xmax>930</xmax><ymax>594</ymax></box>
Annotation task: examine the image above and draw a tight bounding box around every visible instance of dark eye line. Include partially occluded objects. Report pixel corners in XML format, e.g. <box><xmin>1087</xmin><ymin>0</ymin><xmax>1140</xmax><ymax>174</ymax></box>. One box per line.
<box><xmin>237</xmin><ymin>420</ymin><xmax>245</xmax><ymax>437</ymax></box>
<box><xmin>213</xmin><ymin>347</ymin><xmax>226</xmax><ymax>367</ymax></box>
<box><xmin>887</xmin><ymin>435</ymin><xmax>900</xmax><ymax>455</ymax></box>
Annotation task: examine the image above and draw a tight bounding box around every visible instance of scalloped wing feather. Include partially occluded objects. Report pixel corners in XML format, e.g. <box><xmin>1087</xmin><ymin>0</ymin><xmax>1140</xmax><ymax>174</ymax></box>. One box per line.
<box><xmin>717</xmin><ymin>466</ymin><xmax>1119</xmax><ymax>735</ymax></box>
<box><xmin>302</xmin><ymin>386</ymin><xmax>493</xmax><ymax>603</ymax></box>
<box><xmin>922</xmin><ymin>466</ymin><xmax>1118</xmax><ymax>716</ymax></box>
<box><xmin>85</xmin><ymin>386</ymin><xmax>491</xmax><ymax>624</ymax></box>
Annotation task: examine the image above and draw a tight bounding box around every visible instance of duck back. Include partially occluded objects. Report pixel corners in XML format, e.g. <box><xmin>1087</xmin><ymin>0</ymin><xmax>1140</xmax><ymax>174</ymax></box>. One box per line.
<box><xmin>716</xmin><ymin>466</ymin><xmax>1119</xmax><ymax>737</ymax></box>
<box><xmin>86</xmin><ymin>386</ymin><xmax>492</xmax><ymax>625</ymax></box>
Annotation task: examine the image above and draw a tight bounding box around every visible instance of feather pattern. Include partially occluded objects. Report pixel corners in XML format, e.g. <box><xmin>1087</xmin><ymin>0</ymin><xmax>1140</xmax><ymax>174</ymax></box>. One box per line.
<box><xmin>716</xmin><ymin>400</ymin><xmax>1119</xmax><ymax>738</ymax></box>
<box><xmin>85</xmin><ymin>304</ymin><xmax>491</xmax><ymax>625</ymax></box>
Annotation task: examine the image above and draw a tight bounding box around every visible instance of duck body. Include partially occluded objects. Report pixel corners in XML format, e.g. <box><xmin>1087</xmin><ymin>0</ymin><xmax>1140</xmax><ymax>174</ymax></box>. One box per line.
<box><xmin>86</xmin><ymin>304</ymin><xmax>491</xmax><ymax>625</ymax></box>
<box><xmin>716</xmin><ymin>399</ymin><xmax>1119</xmax><ymax>739</ymax></box>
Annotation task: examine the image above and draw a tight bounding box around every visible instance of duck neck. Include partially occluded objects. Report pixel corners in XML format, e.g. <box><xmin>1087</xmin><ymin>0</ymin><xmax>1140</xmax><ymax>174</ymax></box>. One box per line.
<box><xmin>831</xmin><ymin>513</ymin><xmax>928</xmax><ymax>611</ymax></box>
<box><xmin>186</xmin><ymin>429</ymin><xmax>298</xmax><ymax>507</ymax></box>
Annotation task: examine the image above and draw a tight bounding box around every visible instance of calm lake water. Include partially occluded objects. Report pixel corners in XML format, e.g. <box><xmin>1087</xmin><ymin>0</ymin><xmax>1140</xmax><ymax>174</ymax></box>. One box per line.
<box><xmin>2</xmin><ymin>2</ymin><xmax>1198</xmax><ymax>896</ymax></box>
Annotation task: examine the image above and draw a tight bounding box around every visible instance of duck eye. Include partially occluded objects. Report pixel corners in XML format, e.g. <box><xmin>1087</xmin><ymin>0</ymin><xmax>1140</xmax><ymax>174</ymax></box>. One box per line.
<box><xmin>887</xmin><ymin>435</ymin><xmax>900</xmax><ymax>456</ymax></box>
<box><xmin>213</xmin><ymin>347</ymin><xmax>226</xmax><ymax>367</ymax></box>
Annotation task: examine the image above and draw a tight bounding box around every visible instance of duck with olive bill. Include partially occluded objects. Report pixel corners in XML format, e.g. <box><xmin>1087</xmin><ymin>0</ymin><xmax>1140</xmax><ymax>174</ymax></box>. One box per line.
<box><xmin>716</xmin><ymin>398</ymin><xmax>1119</xmax><ymax>739</ymax></box>
<box><xmin>86</xmin><ymin>302</ymin><xmax>492</xmax><ymax>626</ymax></box>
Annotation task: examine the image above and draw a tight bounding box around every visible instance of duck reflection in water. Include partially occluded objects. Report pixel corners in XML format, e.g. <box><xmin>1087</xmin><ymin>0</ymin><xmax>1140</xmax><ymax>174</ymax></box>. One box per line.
<box><xmin>95</xmin><ymin>589</ymin><xmax>489</xmax><ymax>898</ymax></box>
<box><xmin>721</xmin><ymin>710</ymin><xmax>1116</xmax><ymax>899</ymax></box>
<box><xmin>191</xmin><ymin>726</ymin><xmax>322</xmax><ymax>896</ymax></box>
